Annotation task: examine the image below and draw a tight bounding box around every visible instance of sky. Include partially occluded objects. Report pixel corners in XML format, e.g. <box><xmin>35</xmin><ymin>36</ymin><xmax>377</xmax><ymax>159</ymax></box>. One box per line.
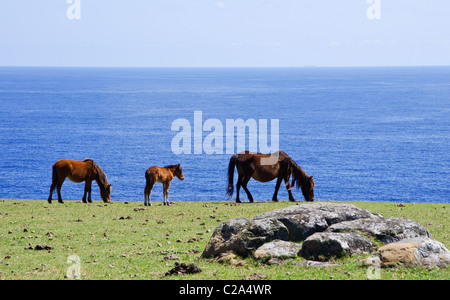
<box><xmin>0</xmin><ymin>0</ymin><xmax>449</xmax><ymax>67</ymax></box>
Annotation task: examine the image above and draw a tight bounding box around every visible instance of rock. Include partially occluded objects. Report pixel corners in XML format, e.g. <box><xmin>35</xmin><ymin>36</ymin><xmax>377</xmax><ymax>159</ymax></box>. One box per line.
<box><xmin>362</xmin><ymin>254</ymin><xmax>381</xmax><ymax>266</ymax></box>
<box><xmin>201</xmin><ymin>217</ymin><xmax>288</xmax><ymax>258</ymax></box>
<box><xmin>253</xmin><ymin>240</ymin><xmax>302</xmax><ymax>259</ymax></box>
<box><xmin>202</xmin><ymin>202</ymin><xmax>440</xmax><ymax>264</ymax></box>
<box><xmin>266</xmin><ymin>258</ymin><xmax>285</xmax><ymax>265</ymax></box>
<box><xmin>253</xmin><ymin>202</ymin><xmax>379</xmax><ymax>241</ymax></box>
<box><xmin>215</xmin><ymin>252</ymin><xmax>237</xmax><ymax>262</ymax></box>
<box><xmin>25</xmin><ymin>244</ymin><xmax>54</xmax><ymax>251</ymax></box>
<box><xmin>414</xmin><ymin>238</ymin><xmax>450</xmax><ymax>267</ymax></box>
<box><xmin>366</xmin><ymin>237</ymin><xmax>450</xmax><ymax>268</ymax></box>
<box><xmin>301</xmin><ymin>232</ymin><xmax>373</xmax><ymax>260</ymax></box>
<box><xmin>201</xmin><ymin>217</ymin><xmax>250</xmax><ymax>258</ymax></box>
<box><xmin>214</xmin><ymin>252</ymin><xmax>246</xmax><ymax>266</ymax></box>
<box><xmin>327</xmin><ymin>216</ymin><xmax>430</xmax><ymax>244</ymax></box>
<box><xmin>246</xmin><ymin>273</ymin><xmax>267</xmax><ymax>280</ymax></box>
<box><xmin>297</xmin><ymin>260</ymin><xmax>340</xmax><ymax>267</ymax></box>
<box><xmin>164</xmin><ymin>253</ymin><xmax>180</xmax><ymax>260</ymax></box>
<box><xmin>165</xmin><ymin>262</ymin><xmax>202</xmax><ymax>276</ymax></box>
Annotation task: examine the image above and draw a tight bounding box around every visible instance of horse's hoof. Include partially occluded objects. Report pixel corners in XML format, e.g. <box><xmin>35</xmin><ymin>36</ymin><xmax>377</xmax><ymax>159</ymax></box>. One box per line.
<box><xmin>289</xmin><ymin>199</ymin><xmax>296</xmax><ymax>202</ymax></box>
<box><xmin>236</xmin><ymin>200</ymin><xmax>241</xmax><ymax>203</ymax></box>
<box><xmin>272</xmin><ymin>199</ymin><xmax>279</xmax><ymax>202</ymax></box>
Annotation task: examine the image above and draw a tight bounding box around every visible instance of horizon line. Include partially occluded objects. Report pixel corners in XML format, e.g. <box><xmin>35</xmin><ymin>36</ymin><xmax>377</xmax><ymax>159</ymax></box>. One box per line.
<box><xmin>1</xmin><ymin>64</ymin><xmax>450</xmax><ymax>69</ymax></box>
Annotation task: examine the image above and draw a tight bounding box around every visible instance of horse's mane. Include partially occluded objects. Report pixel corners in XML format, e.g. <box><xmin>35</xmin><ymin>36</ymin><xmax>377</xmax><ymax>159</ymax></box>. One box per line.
<box><xmin>88</xmin><ymin>159</ymin><xmax>109</xmax><ymax>189</ymax></box>
<box><xmin>164</xmin><ymin>164</ymin><xmax>180</xmax><ymax>169</ymax></box>
<box><xmin>283</xmin><ymin>152</ymin><xmax>309</xmax><ymax>189</ymax></box>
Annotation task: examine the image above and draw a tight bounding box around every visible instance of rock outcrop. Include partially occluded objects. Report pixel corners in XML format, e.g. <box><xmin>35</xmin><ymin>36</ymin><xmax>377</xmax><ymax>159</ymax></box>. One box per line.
<box><xmin>301</xmin><ymin>232</ymin><xmax>373</xmax><ymax>260</ymax></box>
<box><xmin>253</xmin><ymin>203</ymin><xmax>379</xmax><ymax>241</ymax></box>
<box><xmin>202</xmin><ymin>202</ymin><xmax>448</xmax><ymax>268</ymax></box>
<box><xmin>327</xmin><ymin>216</ymin><xmax>431</xmax><ymax>244</ymax></box>
<box><xmin>253</xmin><ymin>240</ymin><xmax>302</xmax><ymax>259</ymax></box>
<box><xmin>201</xmin><ymin>217</ymin><xmax>288</xmax><ymax>258</ymax></box>
<box><xmin>364</xmin><ymin>237</ymin><xmax>450</xmax><ymax>268</ymax></box>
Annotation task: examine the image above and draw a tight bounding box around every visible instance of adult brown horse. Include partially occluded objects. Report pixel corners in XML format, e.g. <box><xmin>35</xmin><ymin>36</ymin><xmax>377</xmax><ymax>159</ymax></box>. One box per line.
<box><xmin>226</xmin><ymin>151</ymin><xmax>315</xmax><ymax>203</ymax></box>
<box><xmin>48</xmin><ymin>159</ymin><xmax>111</xmax><ymax>204</ymax></box>
<box><xmin>144</xmin><ymin>164</ymin><xmax>184</xmax><ymax>206</ymax></box>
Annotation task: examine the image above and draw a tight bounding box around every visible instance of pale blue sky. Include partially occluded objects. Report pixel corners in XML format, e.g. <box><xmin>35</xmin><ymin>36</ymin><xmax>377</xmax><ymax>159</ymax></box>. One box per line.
<box><xmin>0</xmin><ymin>0</ymin><xmax>449</xmax><ymax>67</ymax></box>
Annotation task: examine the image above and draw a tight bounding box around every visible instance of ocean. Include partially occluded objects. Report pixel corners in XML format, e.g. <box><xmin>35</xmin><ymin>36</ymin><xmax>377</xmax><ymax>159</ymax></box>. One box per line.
<box><xmin>0</xmin><ymin>66</ymin><xmax>449</xmax><ymax>203</ymax></box>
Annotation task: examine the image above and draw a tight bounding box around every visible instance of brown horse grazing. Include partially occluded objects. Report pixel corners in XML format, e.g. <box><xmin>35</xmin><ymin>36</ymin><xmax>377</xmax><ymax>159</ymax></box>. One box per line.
<box><xmin>48</xmin><ymin>159</ymin><xmax>111</xmax><ymax>204</ymax></box>
<box><xmin>144</xmin><ymin>164</ymin><xmax>184</xmax><ymax>206</ymax></box>
<box><xmin>226</xmin><ymin>151</ymin><xmax>315</xmax><ymax>203</ymax></box>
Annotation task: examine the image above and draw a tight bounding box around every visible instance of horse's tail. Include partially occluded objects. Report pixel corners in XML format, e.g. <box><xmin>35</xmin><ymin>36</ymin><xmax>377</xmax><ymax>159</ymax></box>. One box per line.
<box><xmin>226</xmin><ymin>154</ymin><xmax>238</xmax><ymax>199</ymax></box>
<box><xmin>145</xmin><ymin>169</ymin><xmax>151</xmax><ymax>185</ymax></box>
<box><xmin>51</xmin><ymin>164</ymin><xmax>59</xmax><ymax>186</ymax></box>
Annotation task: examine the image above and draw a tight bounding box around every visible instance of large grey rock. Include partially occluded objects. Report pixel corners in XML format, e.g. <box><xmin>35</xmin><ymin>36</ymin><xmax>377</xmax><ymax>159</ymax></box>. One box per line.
<box><xmin>301</xmin><ymin>232</ymin><xmax>373</xmax><ymax>260</ymax></box>
<box><xmin>414</xmin><ymin>238</ymin><xmax>450</xmax><ymax>267</ymax></box>
<box><xmin>202</xmin><ymin>202</ymin><xmax>438</xmax><ymax>263</ymax></box>
<box><xmin>365</xmin><ymin>237</ymin><xmax>450</xmax><ymax>268</ymax></box>
<box><xmin>253</xmin><ymin>203</ymin><xmax>379</xmax><ymax>241</ymax></box>
<box><xmin>253</xmin><ymin>240</ymin><xmax>302</xmax><ymax>259</ymax></box>
<box><xmin>327</xmin><ymin>216</ymin><xmax>431</xmax><ymax>244</ymax></box>
<box><xmin>201</xmin><ymin>217</ymin><xmax>288</xmax><ymax>258</ymax></box>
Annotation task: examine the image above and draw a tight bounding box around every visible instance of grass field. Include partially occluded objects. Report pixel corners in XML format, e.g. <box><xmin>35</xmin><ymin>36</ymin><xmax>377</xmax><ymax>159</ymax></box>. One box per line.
<box><xmin>0</xmin><ymin>199</ymin><xmax>448</xmax><ymax>280</ymax></box>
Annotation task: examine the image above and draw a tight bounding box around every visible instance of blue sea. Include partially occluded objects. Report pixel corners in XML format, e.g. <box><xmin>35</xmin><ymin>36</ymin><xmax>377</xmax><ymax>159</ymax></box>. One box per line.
<box><xmin>0</xmin><ymin>67</ymin><xmax>449</xmax><ymax>203</ymax></box>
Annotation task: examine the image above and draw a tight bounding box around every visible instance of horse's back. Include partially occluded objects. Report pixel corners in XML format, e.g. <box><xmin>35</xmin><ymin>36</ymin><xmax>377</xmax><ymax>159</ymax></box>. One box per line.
<box><xmin>53</xmin><ymin>159</ymin><xmax>92</xmax><ymax>182</ymax></box>
<box><xmin>146</xmin><ymin>166</ymin><xmax>174</xmax><ymax>183</ymax></box>
<box><xmin>54</xmin><ymin>159</ymin><xmax>89</xmax><ymax>170</ymax></box>
<box><xmin>53</xmin><ymin>159</ymin><xmax>74</xmax><ymax>171</ymax></box>
<box><xmin>146</xmin><ymin>166</ymin><xmax>162</xmax><ymax>180</ymax></box>
<box><xmin>235</xmin><ymin>151</ymin><xmax>286</xmax><ymax>182</ymax></box>
<box><xmin>146</xmin><ymin>166</ymin><xmax>161</xmax><ymax>175</ymax></box>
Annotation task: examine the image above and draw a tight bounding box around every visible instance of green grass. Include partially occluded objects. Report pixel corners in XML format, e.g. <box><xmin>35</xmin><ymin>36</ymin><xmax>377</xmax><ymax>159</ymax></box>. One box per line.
<box><xmin>0</xmin><ymin>199</ymin><xmax>448</xmax><ymax>280</ymax></box>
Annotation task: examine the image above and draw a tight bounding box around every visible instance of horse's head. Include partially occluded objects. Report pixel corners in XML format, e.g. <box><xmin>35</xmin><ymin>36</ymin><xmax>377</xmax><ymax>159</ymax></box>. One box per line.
<box><xmin>174</xmin><ymin>164</ymin><xmax>185</xmax><ymax>181</ymax></box>
<box><xmin>100</xmin><ymin>184</ymin><xmax>111</xmax><ymax>203</ymax></box>
<box><xmin>301</xmin><ymin>176</ymin><xmax>315</xmax><ymax>202</ymax></box>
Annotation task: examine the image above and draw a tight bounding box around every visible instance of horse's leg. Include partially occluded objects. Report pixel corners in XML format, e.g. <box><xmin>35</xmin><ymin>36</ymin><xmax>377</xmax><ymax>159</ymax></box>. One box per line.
<box><xmin>56</xmin><ymin>177</ymin><xmax>66</xmax><ymax>204</ymax></box>
<box><xmin>242</xmin><ymin>176</ymin><xmax>254</xmax><ymax>203</ymax></box>
<box><xmin>144</xmin><ymin>185</ymin><xmax>149</xmax><ymax>206</ymax></box>
<box><xmin>272</xmin><ymin>177</ymin><xmax>283</xmax><ymax>202</ymax></box>
<box><xmin>86</xmin><ymin>181</ymin><xmax>92</xmax><ymax>203</ymax></box>
<box><xmin>166</xmin><ymin>188</ymin><xmax>170</xmax><ymax>206</ymax></box>
<box><xmin>284</xmin><ymin>176</ymin><xmax>296</xmax><ymax>202</ymax></box>
<box><xmin>144</xmin><ymin>180</ymin><xmax>155</xmax><ymax>206</ymax></box>
<box><xmin>163</xmin><ymin>182</ymin><xmax>171</xmax><ymax>206</ymax></box>
<box><xmin>235</xmin><ymin>175</ymin><xmax>243</xmax><ymax>203</ymax></box>
<box><xmin>82</xmin><ymin>181</ymin><xmax>88</xmax><ymax>203</ymax></box>
<box><xmin>48</xmin><ymin>182</ymin><xmax>56</xmax><ymax>204</ymax></box>
<box><xmin>48</xmin><ymin>166</ymin><xmax>58</xmax><ymax>204</ymax></box>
